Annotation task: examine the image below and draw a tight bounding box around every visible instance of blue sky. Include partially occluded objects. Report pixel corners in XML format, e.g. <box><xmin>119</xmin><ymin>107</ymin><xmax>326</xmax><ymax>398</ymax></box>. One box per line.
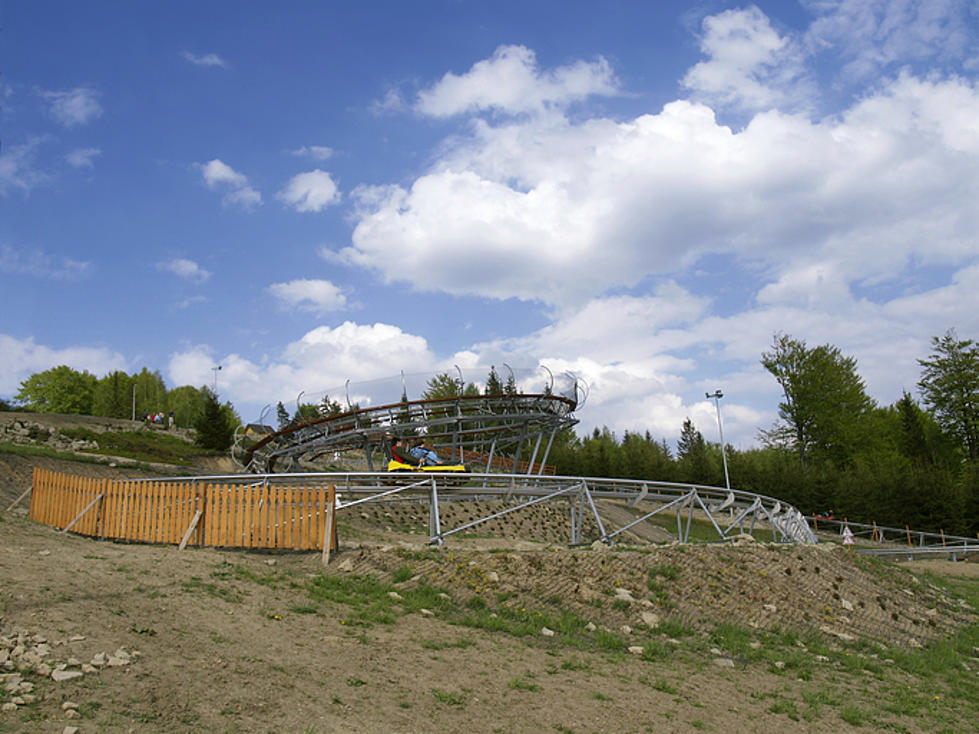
<box><xmin>2</xmin><ymin>0</ymin><xmax>977</xmax><ymax>447</ymax></box>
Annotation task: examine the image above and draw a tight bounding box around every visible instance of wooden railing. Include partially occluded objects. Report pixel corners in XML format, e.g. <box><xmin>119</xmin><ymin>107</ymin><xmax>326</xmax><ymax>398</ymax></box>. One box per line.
<box><xmin>29</xmin><ymin>468</ymin><xmax>336</xmax><ymax>551</ymax></box>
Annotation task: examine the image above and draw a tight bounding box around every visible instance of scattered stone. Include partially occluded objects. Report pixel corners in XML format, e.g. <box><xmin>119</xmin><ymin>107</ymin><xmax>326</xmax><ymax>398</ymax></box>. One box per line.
<box><xmin>81</xmin><ymin>664</ymin><xmax>97</xmax><ymax>674</ymax></box>
<box><xmin>541</xmin><ymin>627</ymin><xmax>555</xmax><ymax>637</ymax></box>
<box><xmin>387</xmin><ymin>591</ymin><xmax>404</xmax><ymax>601</ymax></box>
<box><xmin>51</xmin><ymin>669</ymin><xmax>83</xmax><ymax>682</ymax></box>
<box><xmin>620</xmin><ymin>625</ymin><xmax>632</xmax><ymax>635</ymax></box>
<box><xmin>61</xmin><ymin>701</ymin><xmax>79</xmax><ymax>711</ymax></box>
<box><xmin>628</xmin><ymin>646</ymin><xmax>644</xmax><ymax>656</ymax></box>
<box><xmin>1</xmin><ymin>702</ymin><xmax>18</xmax><ymax>712</ymax></box>
<box><xmin>265</xmin><ymin>559</ymin><xmax>277</xmax><ymax>567</ymax></box>
<box><xmin>841</xmin><ymin>599</ymin><xmax>854</xmax><ymax>611</ymax></box>
<box><xmin>763</xmin><ymin>604</ymin><xmax>777</xmax><ymax>612</ymax></box>
<box><xmin>38</xmin><ymin>550</ymin><xmax>51</xmax><ymax>556</ymax></box>
<box><xmin>63</xmin><ymin>727</ymin><xmax>80</xmax><ymax>734</ymax></box>
<box><xmin>749</xmin><ymin>641</ymin><xmax>762</xmax><ymax>650</ymax></box>
<box><xmin>336</xmin><ymin>559</ymin><xmax>354</xmax><ymax>572</ymax></box>
<box><xmin>419</xmin><ymin>609</ymin><xmax>434</xmax><ymax>617</ymax></box>
<box><xmin>66</xmin><ymin>657</ymin><xmax>81</xmax><ymax>667</ymax></box>
<box><xmin>713</xmin><ymin>658</ymin><xmax>735</xmax><ymax>668</ymax></box>
<box><xmin>91</xmin><ymin>652</ymin><xmax>107</xmax><ymax>667</ymax></box>
<box><xmin>65</xmin><ymin>709</ymin><xmax>81</xmax><ymax>719</ymax></box>
<box><xmin>585</xmin><ymin>622</ymin><xmax>597</xmax><ymax>632</ymax></box>
<box><xmin>774</xmin><ymin>661</ymin><xmax>786</xmax><ymax>669</ymax></box>
<box><xmin>486</xmin><ymin>571</ymin><xmax>500</xmax><ymax>583</ymax></box>
<box><xmin>68</xmin><ymin>635</ymin><xmax>86</xmax><ymax>642</ymax></box>
<box><xmin>640</xmin><ymin>611</ymin><xmax>660</xmax><ymax>628</ymax></box>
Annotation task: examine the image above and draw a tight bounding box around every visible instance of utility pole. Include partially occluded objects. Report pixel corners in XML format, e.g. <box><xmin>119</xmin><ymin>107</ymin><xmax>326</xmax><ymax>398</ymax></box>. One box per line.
<box><xmin>212</xmin><ymin>365</ymin><xmax>222</xmax><ymax>395</ymax></box>
<box><xmin>706</xmin><ymin>389</ymin><xmax>730</xmax><ymax>489</ymax></box>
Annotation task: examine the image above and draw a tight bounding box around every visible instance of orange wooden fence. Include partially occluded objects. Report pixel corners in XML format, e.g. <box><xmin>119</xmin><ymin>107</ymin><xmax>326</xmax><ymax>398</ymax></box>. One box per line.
<box><xmin>29</xmin><ymin>467</ymin><xmax>336</xmax><ymax>551</ymax></box>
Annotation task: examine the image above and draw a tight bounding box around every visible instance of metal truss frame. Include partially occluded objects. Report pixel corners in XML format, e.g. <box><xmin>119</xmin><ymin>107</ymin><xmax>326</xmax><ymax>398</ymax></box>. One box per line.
<box><xmin>140</xmin><ymin>471</ymin><xmax>819</xmax><ymax>546</ymax></box>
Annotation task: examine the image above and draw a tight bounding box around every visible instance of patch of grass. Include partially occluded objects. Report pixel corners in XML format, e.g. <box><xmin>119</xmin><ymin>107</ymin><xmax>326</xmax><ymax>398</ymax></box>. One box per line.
<box><xmin>591</xmin><ymin>691</ymin><xmax>611</xmax><ymax>702</ymax></box>
<box><xmin>60</xmin><ymin>426</ymin><xmax>211</xmax><ymax>466</ymax></box>
<box><xmin>508</xmin><ymin>673</ymin><xmax>540</xmax><ymax>692</ymax></box>
<box><xmin>840</xmin><ymin>704</ymin><xmax>869</xmax><ymax>726</ymax></box>
<box><xmin>431</xmin><ymin>688</ymin><xmax>467</xmax><ymax>706</ymax></box>
<box><xmin>768</xmin><ymin>696</ymin><xmax>800</xmax><ymax>721</ymax></box>
<box><xmin>181</xmin><ymin>576</ymin><xmax>243</xmax><ymax>603</ymax></box>
<box><xmin>420</xmin><ymin>637</ymin><xmax>474</xmax><ymax>650</ymax></box>
<box><xmin>392</xmin><ymin>564</ymin><xmax>414</xmax><ymax>583</ymax></box>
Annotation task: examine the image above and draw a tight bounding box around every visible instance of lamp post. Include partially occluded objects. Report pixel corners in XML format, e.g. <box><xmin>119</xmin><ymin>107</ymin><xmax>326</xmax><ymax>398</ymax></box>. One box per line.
<box><xmin>706</xmin><ymin>389</ymin><xmax>731</xmax><ymax>489</ymax></box>
<box><xmin>211</xmin><ymin>365</ymin><xmax>222</xmax><ymax>395</ymax></box>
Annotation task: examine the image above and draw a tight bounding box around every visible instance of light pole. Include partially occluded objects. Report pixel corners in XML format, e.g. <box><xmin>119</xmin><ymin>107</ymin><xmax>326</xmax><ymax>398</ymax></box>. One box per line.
<box><xmin>706</xmin><ymin>389</ymin><xmax>731</xmax><ymax>489</ymax></box>
<box><xmin>211</xmin><ymin>365</ymin><xmax>222</xmax><ymax>395</ymax></box>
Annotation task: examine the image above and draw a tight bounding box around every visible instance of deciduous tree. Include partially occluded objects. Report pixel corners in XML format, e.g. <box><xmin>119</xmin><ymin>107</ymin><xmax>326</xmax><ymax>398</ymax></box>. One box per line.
<box><xmin>918</xmin><ymin>329</ymin><xmax>979</xmax><ymax>461</ymax></box>
<box><xmin>15</xmin><ymin>365</ymin><xmax>97</xmax><ymax>414</ymax></box>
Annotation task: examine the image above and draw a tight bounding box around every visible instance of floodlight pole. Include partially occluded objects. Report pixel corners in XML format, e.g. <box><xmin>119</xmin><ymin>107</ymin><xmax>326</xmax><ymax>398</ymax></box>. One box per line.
<box><xmin>212</xmin><ymin>365</ymin><xmax>222</xmax><ymax>395</ymax></box>
<box><xmin>706</xmin><ymin>389</ymin><xmax>730</xmax><ymax>489</ymax></box>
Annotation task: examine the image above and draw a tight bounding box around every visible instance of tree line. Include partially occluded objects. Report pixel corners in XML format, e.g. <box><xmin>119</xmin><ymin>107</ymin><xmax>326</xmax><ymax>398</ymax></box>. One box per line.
<box><xmin>3</xmin><ymin>366</ymin><xmax>240</xmax><ymax>451</ymax></box>
<box><xmin>546</xmin><ymin>330</ymin><xmax>979</xmax><ymax>537</ymax></box>
<box><xmin>4</xmin><ymin>336</ymin><xmax>976</xmax><ymax>535</ymax></box>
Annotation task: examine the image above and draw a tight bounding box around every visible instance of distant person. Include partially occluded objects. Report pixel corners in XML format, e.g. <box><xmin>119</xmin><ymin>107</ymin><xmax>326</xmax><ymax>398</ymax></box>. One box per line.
<box><xmin>168</xmin><ymin>411</ymin><xmax>175</xmax><ymax>429</ymax></box>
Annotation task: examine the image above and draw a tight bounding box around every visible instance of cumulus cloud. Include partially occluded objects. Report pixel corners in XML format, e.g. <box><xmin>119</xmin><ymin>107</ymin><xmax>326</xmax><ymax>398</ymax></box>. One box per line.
<box><xmin>0</xmin><ymin>334</ymin><xmax>127</xmax><ymax>397</ymax></box>
<box><xmin>682</xmin><ymin>6</ymin><xmax>814</xmax><ymax>112</ymax></box>
<box><xmin>157</xmin><ymin>258</ymin><xmax>211</xmax><ymax>283</ymax></box>
<box><xmin>168</xmin><ymin>322</ymin><xmax>435</xmax><ymax>411</ymax></box>
<box><xmin>415</xmin><ymin>44</ymin><xmax>619</xmax><ymax>117</ymax></box>
<box><xmin>291</xmin><ymin>145</ymin><xmax>334</xmax><ymax>160</ymax></box>
<box><xmin>198</xmin><ymin>159</ymin><xmax>262</xmax><ymax>209</ymax></box>
<box><xmin>40</xmin><ymin>86</ymin><xmax>102</xmax><ymax>127</ymax></box>
<box><xmin>345</xmin><ymin>71</ymin><xmax>979</xmax><ymax>307</ymax></box>
<box><xmin>0</xmin><ymin>244</ymin><xmax>89</xmax><ymax>279</ymax></box>
<box><xmin>182</xmin><ymin>51</ymin><xmax>229</xmax><ymax>68</ymax></box>
<box><xmin>268</xmin><ymin>278</ymin><xmax>347</xmax><ymax>313</ymax></box>
<box><xmin>276</xmin><ymin>170</ymin><xmax>340</xmax><ymax>212</ymax></box>
<box><xmin>66</xmin><ymin>147</ymin><xmax>102</xmax><ymax>168</ymax></box>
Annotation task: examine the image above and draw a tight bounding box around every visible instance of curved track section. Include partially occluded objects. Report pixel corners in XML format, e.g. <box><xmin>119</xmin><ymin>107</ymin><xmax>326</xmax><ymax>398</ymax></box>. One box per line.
<box><xmin>233</xmin><ymin>370</ymin><xmax>585</xmax><ymax>474</ymax></box>
<box><xmin>184</xmin><ymin>471</ymin><xmax>819</xmax><ymax>546</ymax></box>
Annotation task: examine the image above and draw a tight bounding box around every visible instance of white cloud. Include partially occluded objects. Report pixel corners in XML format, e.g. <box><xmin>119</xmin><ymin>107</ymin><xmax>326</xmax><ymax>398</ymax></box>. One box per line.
<box><xmin>276</xmin><ymin>169</ymin><xmax>340</xmax><ymax>212</ymax></box>
<box><xmin>66</xmin><ymin>147</ymin><xmax>102</xmax><ymax>168</ymax></box>
<box><xmin>268</xmin><ymin>279</ymin><xmax>347</xmax><ymax>313</ymax></box>
<box><xmin>371</xmin><ymin>88</ymin><xmax>407</xmax><ymax>115</ymax></box>
<box><xmin>168</xmin><ymin>322</ymin><xmax>435</xmax><ymax>410</ymax></box>
<box><xmin>291</xmin><ymin>145</ymin><xmax>334</xmax><ymax>160</ymax></box>
<box><xmin>198</xmin><ymin>159</ymin><xmax>262</xmax><ymax>209</ymax></box>
<box><xmin>182</xmin><ymin>51</ymin><xmax>229</xmax><ymax>68</ymax></box>
<box><xmin>0</xmin><ymin>334</ymin><xmax>127</xmax><ymax>397</ymax></box>
<box><xmin>346</xmin><ymin>70</ymin><xmax>979</xmax><ymax>307</ymax></box>
<box><xmin>157</xmin><ymin>258</ymin><xmax>211</xmax><ymax>283</ymax></box>
<box><xmin>40</xmin><ymin>87</ymin><xmax>102</xmax><ymax>127</ymax></box>
<box><xmin>0</xmin><ymin>138</ymin><xmax>49</xmax><ymax>194</ymax></box>
<box><xmin>415</xmin><ymin>44</ymin><xmax>619</xmax><ymax>117</ymax></box>
<box><xmin>0</xmin><ymin>244</ymin><xmax>89</xmax><ymax>279</ymax></box>
<box><xmin>804</xmin><ymin>0</ymin><xmax>976</xmax><ymax>81</ymax></box>
<box><xmin>682</xmin><ymin>6</ymin><xmax>814</xmax><ymax>112</ymax></box>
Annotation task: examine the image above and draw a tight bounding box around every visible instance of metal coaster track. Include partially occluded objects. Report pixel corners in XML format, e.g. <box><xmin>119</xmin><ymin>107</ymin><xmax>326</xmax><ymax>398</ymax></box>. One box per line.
<box><xmin>141</xmin><ymin>470</ymin><xmax>819</xmax><ymax>546</ymax></box>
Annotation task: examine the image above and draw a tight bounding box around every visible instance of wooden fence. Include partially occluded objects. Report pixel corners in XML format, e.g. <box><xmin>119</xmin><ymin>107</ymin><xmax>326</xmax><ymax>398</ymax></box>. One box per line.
<box><xmin>29</xmin><ymin>468</ymin><xmax>336</xmax><ymax>552</ymax></box>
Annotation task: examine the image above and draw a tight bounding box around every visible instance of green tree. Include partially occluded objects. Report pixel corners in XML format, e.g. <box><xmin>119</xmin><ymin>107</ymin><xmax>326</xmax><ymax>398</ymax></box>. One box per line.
<box><xmin>167</xmin><ymin>385</ymin><xmax>207</xmax><ymax>428</ymax></box>
<box><xmin>293</xmin><ymin>403</ymin><xmax>321</xmax><ymax>422</ymax></box>
<box><xmin>132</xmin><ymin>367</ymin><xmax>168</xmax><ymax>418</ymax></box>
<box><xmin>194</xmin><ymin>387</ymin><xmax>238</xmax><ymax>451</ymax></box>
<box><xmin>485</xmin><ymin>366</ymin><xmax>504</xmax><ymax>396</ymax></box>
<box><xmin>15</xmin><ymin>365</ymin><xmax>98</xmax><ymax>414</ymax></box>
<box><xmin>423</xmin><ymin>373</ymin><xmax>464</xmax><ymax>400</ymax></box>
<box><xmin>92</xmin><ymin>371</ymin><xmax>135</xmax><ymax>419</ymax></box>
<box><xmin>761</xmin><ymin>333</ymin><xmax>875</xmax><ymax>467</ymax></box>
<box><xmin>319</xmin><ymin>394</ymin><xmax>342</xmax><ymax>416</ymax></box>
<box><xmin>276</xmin><ymin>401</ymin><xmax>290</xmax><ymax>428</ymax></box>
<box><xmin>676</xmin><ymin>418</ymin><xmax>710</xmax><ymax>483</ymax></box>
<box><xmin>918</xmin><ymin>329</ymin><xmax>979</xmax><ymax>461</ymax></box>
